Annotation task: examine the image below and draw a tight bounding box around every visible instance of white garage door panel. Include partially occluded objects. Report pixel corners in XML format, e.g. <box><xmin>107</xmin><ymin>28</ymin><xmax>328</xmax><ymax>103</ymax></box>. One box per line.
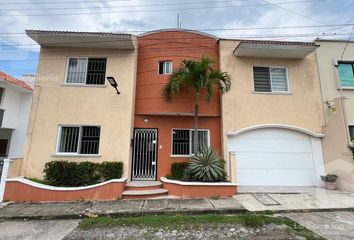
<box><xmin>237</xmin><ymin>169</ymin><xmax>315</xmax><ymax>186</ymax></box>
<box><xmin>229</xmin><ymin>139</ymin><xmax>313</xmax><ymax>153</ymax></box>
<box><xmin>228</xmin><ymin>127</ymin><xmax>323</xmax><ymax>186</ymax></box>
<box><xmin>237</xmin><ymin>152</ymin><xmax>314</xmax><ymax>169</ymax></box>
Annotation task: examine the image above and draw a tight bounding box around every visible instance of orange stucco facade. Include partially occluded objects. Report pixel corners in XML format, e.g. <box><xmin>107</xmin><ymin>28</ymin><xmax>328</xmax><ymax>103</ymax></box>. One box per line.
<box><xmin>134</xmin><ymin>30</ymin><xmax>222</xmax><ymax>179</ymax></box>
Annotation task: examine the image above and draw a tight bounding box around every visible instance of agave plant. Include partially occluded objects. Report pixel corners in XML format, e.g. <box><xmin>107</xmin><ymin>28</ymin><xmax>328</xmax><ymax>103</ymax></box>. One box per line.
<box><xmin>188</xmin><ymin>147</ymin><xmax>227</xmax><ymax>182</ymax></box>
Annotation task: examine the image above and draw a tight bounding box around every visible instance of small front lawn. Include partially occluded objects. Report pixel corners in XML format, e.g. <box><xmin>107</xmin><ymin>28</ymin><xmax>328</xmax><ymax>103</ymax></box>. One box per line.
<box><xmin>74</xmin><ymin>213</ymin><xmax>322</xmax><ymax>240</ymax></box>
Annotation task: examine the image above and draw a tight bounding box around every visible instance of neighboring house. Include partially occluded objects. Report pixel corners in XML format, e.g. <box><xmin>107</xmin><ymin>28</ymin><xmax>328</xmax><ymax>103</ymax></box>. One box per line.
<box><xmin>219</xmin><ymin>40</ymin><xmax>326</xmax><ymax>186</ymax></box>
<box><xmin>0</xmin><ymin>72</ymin><xmax>33</xmax><ymax>160</ymax></box>
<box><xmin>21</xmin><ymin>30</ymin><xmax>138</xmax><ymax>178</ymax></box>
<box><xmin>315</xmin><ymin>39</ymin><xmax>354</xmax><ymax>192</ymax></box>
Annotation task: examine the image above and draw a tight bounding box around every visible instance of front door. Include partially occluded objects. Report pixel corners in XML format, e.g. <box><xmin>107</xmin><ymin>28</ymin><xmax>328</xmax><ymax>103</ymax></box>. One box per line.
<box><xmin>132</xmin><ymin>128</ymin><xmax>158</xmax><ymax>180</ymax></box>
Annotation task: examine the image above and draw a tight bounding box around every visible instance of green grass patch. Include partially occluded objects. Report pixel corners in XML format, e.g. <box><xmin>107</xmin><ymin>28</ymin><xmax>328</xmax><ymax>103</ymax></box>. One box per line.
<box><xmin>79</xmin><ymin>213</ymin><xmax>322</xmax><ymax>239</ymax></box>
<box><xmin>80</xmin><ymin>213</ymin><xmax>273</xmax><ymax>230</ymax></box>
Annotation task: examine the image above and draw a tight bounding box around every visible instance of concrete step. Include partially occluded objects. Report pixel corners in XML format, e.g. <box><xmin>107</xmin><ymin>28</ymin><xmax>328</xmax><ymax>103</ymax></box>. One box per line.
<box><xmin>125</xmin><ymin>181</ymin><xmax>162</xmax><ymax>190</ymax></box>
<box><xmin>122</xmin><ymin>188</ymin><xmax>168</xmax><ymax>199</ymax></box>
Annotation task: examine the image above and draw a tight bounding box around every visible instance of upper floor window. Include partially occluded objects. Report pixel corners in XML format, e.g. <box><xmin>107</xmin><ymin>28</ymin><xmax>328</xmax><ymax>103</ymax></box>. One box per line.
<box><xmin>158</xmin><ymin>61</ymin><xmax>172</xmax><ymax>75</ymax></box>
<box><xmin>338</xmin><ymin>62</ymin><xmax>354</xmax><ymax>88</ymax></box>
<box><xmin>253</xmin><ymin>67</ymin><xmax>289</xmax><ymax>93</ymax></box>
<box><xmin>57</xmin><ymin>125</ymin><xmax>101</xmax><ymax>155</ymax></box>
<box><xmin>65</xmin><ymin>57</ymin><xmax>107</xmax><ymax>85</ymax></box>
<box><xmin>172</xmin><ymin>129</ymin><xmax>210</xmax><ymax>156</ymax></box>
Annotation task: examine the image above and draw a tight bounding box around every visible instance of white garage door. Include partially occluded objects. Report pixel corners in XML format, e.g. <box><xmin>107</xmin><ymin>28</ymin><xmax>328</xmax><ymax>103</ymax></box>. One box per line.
<box><xmin>229</xmin><ymin>128</ymin><xmax>321</xmax><ymax>186</ymax></box>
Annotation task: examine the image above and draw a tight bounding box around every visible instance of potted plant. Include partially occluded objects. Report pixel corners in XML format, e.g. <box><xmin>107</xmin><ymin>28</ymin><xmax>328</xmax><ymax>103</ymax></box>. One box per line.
<box><xmin>320</xmin><ymin>174</ymin><xmax>338</xmax><ymax>190</ymax></box>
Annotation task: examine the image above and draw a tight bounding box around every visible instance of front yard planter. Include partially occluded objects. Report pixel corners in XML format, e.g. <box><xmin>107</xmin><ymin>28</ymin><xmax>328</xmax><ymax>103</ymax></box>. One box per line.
<box><xmin>161</xmin><ymin>177</ymin><xmax>237</xmax><ymax>198</ymax></box>
<box><xmin>4</xmin><ymin>177</ymin><xmax>127</xmax><ymax>202</ymax></box>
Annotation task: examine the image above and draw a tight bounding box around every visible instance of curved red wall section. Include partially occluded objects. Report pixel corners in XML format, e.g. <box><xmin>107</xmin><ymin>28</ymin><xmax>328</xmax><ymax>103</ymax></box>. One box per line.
<box><xmin>136</xmin><ymin>31</ymin><xmax>220</xmax><ymax>116</ymax></box>
<box><xmin>134</xmin><ymin>30</ymin><xmax>222</xmax><ymax>179</ymax></box>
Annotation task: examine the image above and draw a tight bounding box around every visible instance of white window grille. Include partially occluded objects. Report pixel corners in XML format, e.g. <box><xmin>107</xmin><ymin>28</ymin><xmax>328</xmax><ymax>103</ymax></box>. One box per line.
<box><xmin>57</xmin><ymin>126</ymin><xmax>100</xmax><ymax>155</ymax></box>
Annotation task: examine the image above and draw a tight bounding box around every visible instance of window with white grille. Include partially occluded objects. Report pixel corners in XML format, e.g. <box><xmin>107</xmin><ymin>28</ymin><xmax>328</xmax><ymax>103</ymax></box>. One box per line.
<box><xmin>253</xmin><ymin>67</ymin><xmax>289</xmax><ymax>92</ymax></box>
<box><xmin>65</xmin><ymin>58</ymin><xmax>107</xmax><ymax>85</ymax></box>
<box><xmin>172</xmin><ymin>129</ymin><xmax>210</xmax><ymax>156</ymax></box>
<box><xmin>158</xmin><ymin>61</ymin><xmax>172</xmax><ymax>75</ymax></box>
<box><xmin>57</xmin><ymin>126</ymin><xmax>100</xmax><ymax>155</ymax></box>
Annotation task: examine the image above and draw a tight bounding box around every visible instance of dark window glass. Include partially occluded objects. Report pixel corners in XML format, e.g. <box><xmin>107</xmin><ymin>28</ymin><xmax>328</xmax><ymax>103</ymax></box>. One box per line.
<box><xmin>58</xmin><ymin>127</ymin><xmax>80</xmax><ymax>153</ymax></box>
<box><xmin>0</xmin><ymin>139</ymin><xmax>8</xmax><ymax>157</ymax></box>
<box><xmin>172</xmin><ymin>130</ymin><xmax>190</xmax><ymax>155</ymax></box>
<box><xmin>80</xmin><ymin>126</ymin><xmax>101</xmax><ymax>154</ymax></box>
<box><xmin>158</xmin><ymin>62</ymin><xmax>165</xmax><ymax>74</ymax></box>
<box><xmin>253</xmin><ymin>67</ymin><xmax>271</xmax><ymax>92</ymax></box>
<box><xmin>86</xmin><ymin>58</ymin><xmax>107</xmax><ymax>85</ymax></box>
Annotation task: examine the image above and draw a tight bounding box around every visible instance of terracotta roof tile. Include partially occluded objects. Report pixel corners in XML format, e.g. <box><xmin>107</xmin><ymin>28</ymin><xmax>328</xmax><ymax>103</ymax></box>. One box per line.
<box><xmin>0</xmin><ymin>71</ymin><xmax>33</xmax><ymax>91</ymax></box>
<box><xmin>26</xmin><ymin>29</ymin><xmax>132</xmax><ymax>37</ymax></box>
<box><xmin>240</xmin><ymin>40</ymin><xmax>318</xmax><ymax>46</ymax></box>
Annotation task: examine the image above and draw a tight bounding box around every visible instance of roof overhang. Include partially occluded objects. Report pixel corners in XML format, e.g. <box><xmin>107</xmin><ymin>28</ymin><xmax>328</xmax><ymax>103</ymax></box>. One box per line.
<box><xmin>234</xmin><ymin>41</ymin><xmax>318</xmax><ymax>59</ymax></box>
<box><xmin>26</xmin><ymin>30</ymin><xmax>136</xmax><ymax>50</ymax></box>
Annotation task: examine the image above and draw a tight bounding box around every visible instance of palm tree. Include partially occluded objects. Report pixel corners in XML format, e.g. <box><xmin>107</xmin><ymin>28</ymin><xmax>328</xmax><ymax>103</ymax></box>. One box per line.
<box><xmin>163</xmin><ymin>56</ymin><xmax>231</xmax><ymax>154</ymax></box>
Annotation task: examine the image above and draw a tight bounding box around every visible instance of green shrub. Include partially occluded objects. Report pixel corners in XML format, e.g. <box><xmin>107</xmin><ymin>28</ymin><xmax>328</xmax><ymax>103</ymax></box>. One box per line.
<box><xmin>44</xmin><ymin>161</ymin><xmax>100</xmax><ymax>187</ymax></box>
<box><xmin>188</xmin><ymin>147</ymin><xmax>227</xmax><ymax>182</ymax></box>
<box><xmin>167</xmin><ymin>162</ymin><xmax>189</xmax><ymax>180</ymax></box>
<box><xmin>100</xmin><ymin>161</ymin><xmax>123</xmax><ymax>180</ymax></box>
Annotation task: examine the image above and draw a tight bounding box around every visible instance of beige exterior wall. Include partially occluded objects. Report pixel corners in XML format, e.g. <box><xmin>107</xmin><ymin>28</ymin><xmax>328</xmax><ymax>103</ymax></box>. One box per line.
<box><xmin>219</xmin><ymin>40</ymin><xmax>325</xmax><ymax>158</ymax></box>
<box><xmin>21</xmin><ymin>47</ymin><xmax>137</xmax><ymax>179</ymax></box>
<box><xmin>316</xmin><ymin>40</ymin><xmax>354</xmax><ymax>192</ymax></box>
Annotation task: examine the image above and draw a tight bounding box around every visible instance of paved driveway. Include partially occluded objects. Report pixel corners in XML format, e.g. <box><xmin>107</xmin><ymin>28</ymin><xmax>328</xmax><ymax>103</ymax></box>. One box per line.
<box><xmin>0</xmin><ymin>219</ymin><xmax>79</xmax><ymax>240</ymax></box>
<box><xmin>285</xmin><ymin>211</ymin><xmax>354</xmax><ymax>240</ymax></box>
<box><xmin>234</xmin><ymin>188</ymin><xmax>354</xmax><ymax>211</ymax></box>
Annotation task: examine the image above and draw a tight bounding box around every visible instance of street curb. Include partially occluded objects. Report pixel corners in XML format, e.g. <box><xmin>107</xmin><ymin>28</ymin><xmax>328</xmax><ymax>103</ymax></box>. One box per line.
<box><xmin>0</xmin><ymin>208</ymin><xmax>248</xmax><ymax>220</ymax></box>
<box><xmin>1</xmin><ymin>207</ymin><xmax>353</xmax><ymax>220</ymax></box>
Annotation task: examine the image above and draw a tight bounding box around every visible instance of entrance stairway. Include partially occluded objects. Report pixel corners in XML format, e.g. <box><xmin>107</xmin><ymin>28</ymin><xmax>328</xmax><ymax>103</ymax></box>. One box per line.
<box><xmin>122</xmin><ymin>181</ymin><xmax>168</xmax><ymax>199</ymax></box>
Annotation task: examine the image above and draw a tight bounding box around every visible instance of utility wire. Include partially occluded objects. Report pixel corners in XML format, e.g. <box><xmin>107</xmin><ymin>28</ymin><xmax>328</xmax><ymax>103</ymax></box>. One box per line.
<box><xmin>262</xmin><ymin>0</ymin><xmax>324</xmax><ymax>24</ymax></box>
<box><xmin>340</xmin><ymin>24</ymin><xmax>354</xmax><ymax>60</ymax></box>
<box><xmin>2</xmin><ymin>0</ymin><xmax>319</xmax><ymax>17</ymax></box>
<box><xmin>0</xmin><ymin>0</ymin><xmax>131</xmax><ymax>5</ymax></box>
<box><xmin>0</xmin><ymin>0</ymin><xmax>258</xmax><ymax>11</ymax></box>
<box><xmin>0</xmin><ymin>23</ymin><xmax>353</xmax><ymax>35</ymax></box>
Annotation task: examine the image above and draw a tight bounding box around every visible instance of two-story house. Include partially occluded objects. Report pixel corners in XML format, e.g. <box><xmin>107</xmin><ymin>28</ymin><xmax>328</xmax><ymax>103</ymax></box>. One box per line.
<box><xmin>220</xmin><ymin>40</ymin><xmax>326</xmax><ymax>187</ymax></box>
<box><xmin>17</xmin><ymin>29</ymin><xmax>329</xmax><ymax>198</ymax></box>
<box><xmin>0</xmin><ymin>71</ymin><xmax>33</xmax><ymax>176</ymax></box>
<box><xmin>316</xmin><ymin>39</ymin><xmax>354</xmax><ymax>192</ymax></box>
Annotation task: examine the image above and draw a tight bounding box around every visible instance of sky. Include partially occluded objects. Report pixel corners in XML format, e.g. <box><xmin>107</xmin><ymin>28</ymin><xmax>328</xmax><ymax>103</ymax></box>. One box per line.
<box><xmin>0</xmin><ymin>0</ymin><xmax>354</xmax><ymax>78</ymax></box>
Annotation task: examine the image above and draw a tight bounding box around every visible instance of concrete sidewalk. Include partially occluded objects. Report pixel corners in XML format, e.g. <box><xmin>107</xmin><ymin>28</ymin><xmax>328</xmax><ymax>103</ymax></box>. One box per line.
<box><xmin>0</xmin><ymin>198</ymin><xmax>245</xmax><ymax>220</ymax></box>
<box><xmin>234</xmin><ymin>188</ymin><xmax>354</xmax><ymax>212</ymax></box>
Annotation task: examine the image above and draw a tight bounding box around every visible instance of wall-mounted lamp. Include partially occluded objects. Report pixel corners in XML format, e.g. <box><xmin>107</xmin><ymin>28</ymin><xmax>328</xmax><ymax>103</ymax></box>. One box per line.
<box><xmin>325</xmin><ymin>100</ymin><xmax>336</xmax><ymax>112</ymax></box>
<box><xmin>144</xmin><ymin>118</ymin><xmax>149</xmax><ymax>123</ymax></box>
<box><xmin>106</xmin><ymin>77</ymin><xmax>120</xmax><ymax>94</ymax></box>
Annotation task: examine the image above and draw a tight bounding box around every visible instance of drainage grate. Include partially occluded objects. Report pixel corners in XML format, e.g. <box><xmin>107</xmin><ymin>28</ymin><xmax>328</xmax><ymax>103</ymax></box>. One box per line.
<box><xmin>253</xmin><ymin>193</ymin><xmax>281</xmax><ymax>206</ymax></box>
